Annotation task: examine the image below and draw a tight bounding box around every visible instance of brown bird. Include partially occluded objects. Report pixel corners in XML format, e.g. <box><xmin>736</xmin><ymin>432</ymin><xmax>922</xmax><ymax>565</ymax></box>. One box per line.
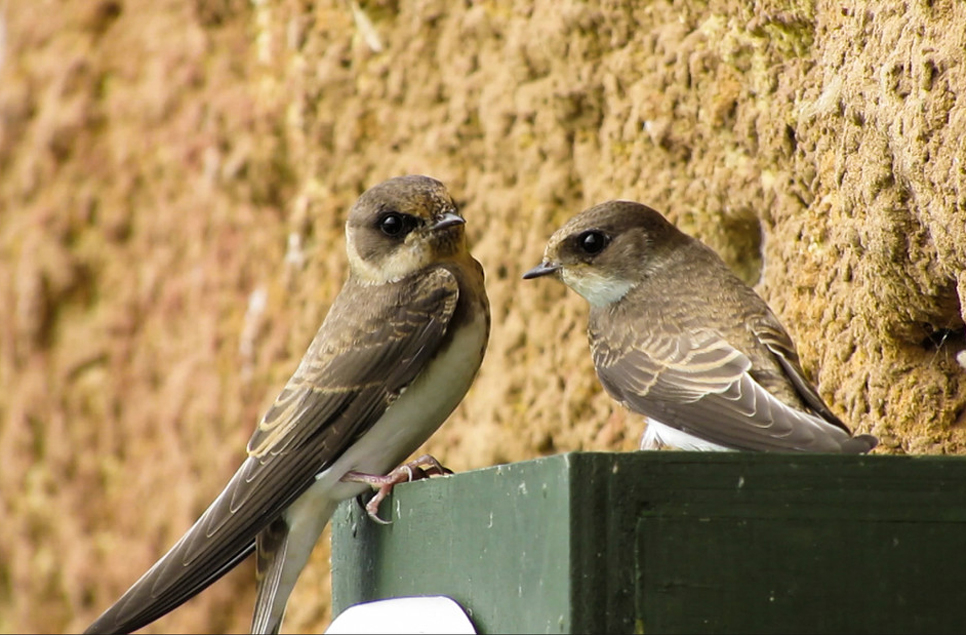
<box><xmin>86</xmin><ymin>175</ymin><xmax>490</xmax><ymax>634</ymax></box>
<box><xmin>524</xmin><ymin>200</ymin><xmax>876</xmax><ymax>454</ymax></box>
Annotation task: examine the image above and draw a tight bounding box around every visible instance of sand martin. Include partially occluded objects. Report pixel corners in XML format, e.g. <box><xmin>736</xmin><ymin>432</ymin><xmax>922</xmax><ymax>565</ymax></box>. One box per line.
<box><xmin>524</xmin><ymin>200</ymin><xmax>876</xmax><ymax>453</ymax></box>
<box><xmin>86</xmin><ymin>175</ymin><xmax>490</xmax><ymax>634</ymax></box>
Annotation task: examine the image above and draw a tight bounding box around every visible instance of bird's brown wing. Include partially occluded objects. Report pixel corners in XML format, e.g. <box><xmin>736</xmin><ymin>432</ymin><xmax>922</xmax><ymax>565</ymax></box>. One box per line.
<box><xmin>85</xmin><ymin>268</ymin><xmax>459</xmax><ymax>635</ymax></box>
<box><xmin>590</xmin><ymin>321</ymin><xmax>853</xmax><ymax>452</ymax></box>
<box><xmin>750</xmin><ymin>312</ymin><xmax>850</xmax><ymax>432</ymax></box>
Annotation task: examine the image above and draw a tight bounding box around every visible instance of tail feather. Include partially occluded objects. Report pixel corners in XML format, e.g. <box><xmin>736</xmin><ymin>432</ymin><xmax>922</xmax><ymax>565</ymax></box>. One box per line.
<box><xmin>840</xmin><ymin>433</ymin><xmax>879</xmax><ymax>454</ymax></box>
<box><xmin>251</xmin><ymin>519</ymin><xmax>291</xmax><ymax>635</ymax></box>
<box><xmin>249</xmin><ymin>494</ymin><xmax>339</xmax><ymax>634</ymax></box>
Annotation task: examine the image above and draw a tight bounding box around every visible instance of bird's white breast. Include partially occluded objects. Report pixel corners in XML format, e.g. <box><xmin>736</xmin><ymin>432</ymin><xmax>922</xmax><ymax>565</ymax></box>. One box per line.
<box><xmin>308</xmin><ymin>308</ymin><xmax>488</xmax><ymax>502</ymax></box>
<box><xmin>274</xmin><ymin>307</ymin><xmax>486</xmax><ymax>606</ymax></box>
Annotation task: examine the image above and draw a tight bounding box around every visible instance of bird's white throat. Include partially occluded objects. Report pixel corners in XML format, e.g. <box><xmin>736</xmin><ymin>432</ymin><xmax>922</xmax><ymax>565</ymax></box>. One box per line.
<box><xmin>561</xmin><ymin>268</ymin><xmax>635</xmax><ymax>307</ymax></box>
<box><xmin>346</xmin><ymin>231</ymin><xmax>432</xmax><ymax>285</ymax></box>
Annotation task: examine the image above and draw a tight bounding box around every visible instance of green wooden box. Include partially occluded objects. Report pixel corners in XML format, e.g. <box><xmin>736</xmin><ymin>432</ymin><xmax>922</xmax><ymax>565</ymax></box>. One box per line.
<box><xmin>330</xmin><ymin>452</ymin><xmax>966</xmax><ymax>634</ymax></box>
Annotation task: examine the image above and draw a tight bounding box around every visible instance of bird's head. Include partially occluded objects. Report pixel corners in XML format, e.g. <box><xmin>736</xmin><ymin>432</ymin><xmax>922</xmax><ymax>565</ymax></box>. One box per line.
<box><xmin>523</xmin><ymin>201</ymin><xmax>686</xmax><ymax>307</ymax></box>
<box><xmin>346</xmin><ymin>175</ymin><xmax>467</xmax><ymax>284</ymax></box>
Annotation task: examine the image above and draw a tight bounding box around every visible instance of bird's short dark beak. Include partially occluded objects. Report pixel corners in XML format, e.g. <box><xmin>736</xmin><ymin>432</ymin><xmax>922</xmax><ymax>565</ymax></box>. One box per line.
<box><xmin>522</xmin><ymin>261</ymin><xmax>561</xmax><ymax>279</ymax></box>
<box><xmin>431</xmin><ymin>212</ymin><xmax>465</xmax><ymax>231</ymax></box>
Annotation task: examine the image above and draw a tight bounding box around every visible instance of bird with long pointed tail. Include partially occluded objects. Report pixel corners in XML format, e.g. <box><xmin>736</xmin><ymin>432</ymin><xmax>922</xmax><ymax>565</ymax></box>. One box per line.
<box><xmin>86</xmin><ymin>175</ymin><xmax>490</xmax><ymax>634</ymax></box>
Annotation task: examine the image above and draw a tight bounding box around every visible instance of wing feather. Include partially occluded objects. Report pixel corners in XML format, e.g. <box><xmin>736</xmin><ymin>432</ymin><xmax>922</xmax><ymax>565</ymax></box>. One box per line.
<box><xmin>591</xmin><ymin>323</ymin><xmax>855</xmax><ymax>453</ymax></box>
<box><xmin>751</xmin><ymin>312</ymin><xmax>850</xmax><ymax>432</ymax></box>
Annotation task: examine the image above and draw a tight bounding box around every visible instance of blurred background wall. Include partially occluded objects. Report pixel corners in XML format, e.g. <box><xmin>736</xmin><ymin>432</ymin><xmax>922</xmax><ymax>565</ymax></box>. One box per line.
<box><xmin>1</xmin><ymin>0</ymin><xmax>964</xmax><ymax>632</ymax></box>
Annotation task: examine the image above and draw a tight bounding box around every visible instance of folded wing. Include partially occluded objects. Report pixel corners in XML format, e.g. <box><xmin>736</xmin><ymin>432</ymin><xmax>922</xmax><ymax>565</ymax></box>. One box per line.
<box><xmin>591</xmin><ymin>324</ymin><xmax>864</xmax><ymax>453</ymax></box>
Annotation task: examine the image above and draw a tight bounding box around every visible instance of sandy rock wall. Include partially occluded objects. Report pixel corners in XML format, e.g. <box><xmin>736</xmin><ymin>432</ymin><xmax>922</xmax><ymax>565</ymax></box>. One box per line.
<box><xmin>1</xmin><ymin>0</ymin><xmax>963</xmax><ymax>632</ymax></box>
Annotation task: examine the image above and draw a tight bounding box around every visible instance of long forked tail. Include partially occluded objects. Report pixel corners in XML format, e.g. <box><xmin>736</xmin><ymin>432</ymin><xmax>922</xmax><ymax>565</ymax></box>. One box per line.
<box><xmin>250</xmin><ymin>495</ymin><xmax>339</xmax><ymax>634</ymax></box>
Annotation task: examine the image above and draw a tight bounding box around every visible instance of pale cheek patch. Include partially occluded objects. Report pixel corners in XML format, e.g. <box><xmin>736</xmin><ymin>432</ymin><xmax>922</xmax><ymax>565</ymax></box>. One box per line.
<box><xmin>380</xmin><ymin>242</ymin><xmax>431</xmax><ymax>282</ymax></box>
<box><xmin>345</xmin><ymin>231</ymin><xmax>384</xmax><ymax>284</ymax></box>
<box><xmin>562</xmin><ymin>268</ymin><xmax>635</xmax><ymax>307</ymax></box>
<box><xmin>346</xmin><ymin>231</ymin><xmax>433</xmax><ymax>285</ymax></box>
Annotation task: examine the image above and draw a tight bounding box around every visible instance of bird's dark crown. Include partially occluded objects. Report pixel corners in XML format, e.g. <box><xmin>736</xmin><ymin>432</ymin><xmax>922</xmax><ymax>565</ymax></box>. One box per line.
<box><xmin>546</xmin><ymin>200</ymin><xmax>689</xmax><ymax>275</ymax></box>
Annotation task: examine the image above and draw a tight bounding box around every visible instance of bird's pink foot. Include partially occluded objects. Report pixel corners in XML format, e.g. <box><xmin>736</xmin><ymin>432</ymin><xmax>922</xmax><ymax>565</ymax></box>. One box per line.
<box><xmin>341</xmin><ymin>454</ymin><xmax>452</xmax><ymax>524</ymax></box>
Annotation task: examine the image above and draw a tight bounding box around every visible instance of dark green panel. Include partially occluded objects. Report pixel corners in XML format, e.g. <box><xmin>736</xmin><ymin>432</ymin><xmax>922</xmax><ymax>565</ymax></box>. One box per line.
<box><xmin>331</xmin><ymin>460</ymin><xmax>575</xmax><ymax>634</ymax></box>
<box><xmin>331</xmin><ymin>452</ymin><xmax>966</xmax><ymax>634</ymax></box>
<box><xmin>637</xmin><ymin>515</ymin><xmax>966</xmax><ymax>633</ymax></box>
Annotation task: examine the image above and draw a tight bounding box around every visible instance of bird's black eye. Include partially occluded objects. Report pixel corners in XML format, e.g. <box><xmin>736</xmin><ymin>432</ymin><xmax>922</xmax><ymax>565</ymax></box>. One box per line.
<box><xmin>577</xmin><ymin>230</ymin><xmax>609</xmax><ymax>255</ymax></box>
<box><xmin>379</xmin><ymin>212</ymin><xmax>407</xmax><ymax>237</ymax></box>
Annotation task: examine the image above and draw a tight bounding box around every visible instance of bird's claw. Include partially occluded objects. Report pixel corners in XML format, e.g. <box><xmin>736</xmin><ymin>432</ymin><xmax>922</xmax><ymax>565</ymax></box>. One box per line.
<box><xmin>342</xmin><ymin>454</ymin><xmax>452</xmax><ymax>524</ymax></box>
